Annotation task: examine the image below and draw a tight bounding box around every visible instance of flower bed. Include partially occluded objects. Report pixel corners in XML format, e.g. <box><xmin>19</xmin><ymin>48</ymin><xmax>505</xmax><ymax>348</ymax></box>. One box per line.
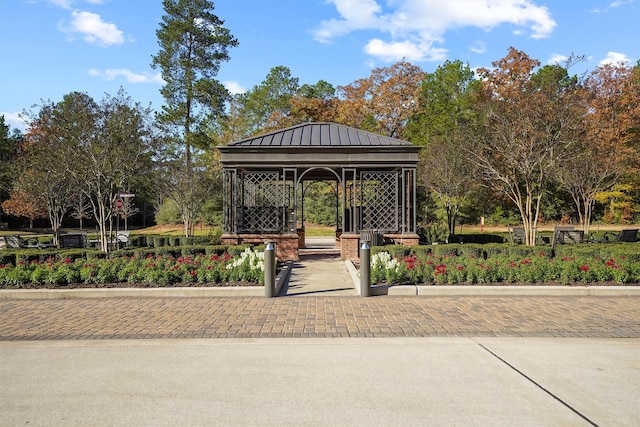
<box><xmin>0</xmin><ymin>247</ymin><xmax>266</xmax><ymax>288</ymax></box>
<box><xmin>370</xmin><ymin>244</ymin><xmax>640</xmax><ymax>285</ymax></box>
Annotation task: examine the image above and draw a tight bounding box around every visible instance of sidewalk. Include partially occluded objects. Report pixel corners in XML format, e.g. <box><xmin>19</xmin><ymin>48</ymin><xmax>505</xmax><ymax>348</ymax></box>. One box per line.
<box><xmin>1</xmin><ymin>337</ymin><xmax>638</xmax><ymax>426</ymax></box>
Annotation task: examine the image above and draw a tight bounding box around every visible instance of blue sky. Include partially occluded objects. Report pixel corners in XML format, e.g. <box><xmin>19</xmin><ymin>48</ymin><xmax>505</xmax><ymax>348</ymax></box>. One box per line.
<box><xmin>1</xmin><ymin>0</ymin><xmax>638</xmax><ymax>132</ymax></box>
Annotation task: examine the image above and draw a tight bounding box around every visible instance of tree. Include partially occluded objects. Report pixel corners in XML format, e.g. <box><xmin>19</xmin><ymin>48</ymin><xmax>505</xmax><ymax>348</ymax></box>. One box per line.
<box><xmin>1</xmin><ymin>190</ymin><xmax>47</xmax><ymax>229</ymax></box>
<box><xmin>61</xmin><ymin>90</ymin><xmax>155</xmax><ymax>252</ymax></box>
<box><xmin>70</xmin><ymin>193</ymin><xmax>92</xmax><ymax>230</ymax></box>
<box><xmin>336</xmin><ymin>61</ymin><xmax>425</xmax><ymax>137</ymax></box>
<box><xmin>217</xmin><ymin>68</ymin><xmax>336</xmax><ymax>140</ymax></box>
<box><xmin>158</xmin><ymin>156</ymin><xmax>215</xmax><ymax>237</ymax></box>
<box><xmin>151</xmin><ymin>0</ymin><xmax>238</xmax><ymax>170</ymax></box>
<box><xmin>235</xmin><ymin>65</ymin><xmax>301</xmax><ymax>135</ymax></box>
<box><xmin>468</xmin><ymin>48</ymin><xmax>583</xmax><ymax>246</ymax></box>
<box><xmin>558</xmin><ymin>62</ymin><xmax>640</xmax><ymax>232</ymax></box>
<box><xmin>282</xmin><ymin>80</ymin><xmax>338</xmax><ymax>127</ymax></box>
<box><xmin>405</xmin><ymin>60</ymin><xmax>481</xmax><ymax>235</ymax></box>
<box><xmin>14</xmin><ymin>102</ymin><xmax>79</xmax><ymax>244</ymax></box>
<box><xmin>0</xmin><ymin>115</ymin><xmax>22</xmax><ymax>223</ymax></box>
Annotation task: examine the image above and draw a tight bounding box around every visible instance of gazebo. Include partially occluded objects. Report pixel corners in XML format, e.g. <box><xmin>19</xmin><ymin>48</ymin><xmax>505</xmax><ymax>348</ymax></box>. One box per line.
<box><xmin>218</xmin><ymin>122</ymin><xmax>421</xmax><ymax>261</ymax></box>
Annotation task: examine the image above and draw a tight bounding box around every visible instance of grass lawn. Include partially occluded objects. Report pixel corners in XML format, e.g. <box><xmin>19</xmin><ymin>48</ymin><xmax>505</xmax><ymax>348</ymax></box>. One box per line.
<box><xmin>2</xmin><ymin>222</ymin><xmax>637</xmax><ymax>239</ymax></box>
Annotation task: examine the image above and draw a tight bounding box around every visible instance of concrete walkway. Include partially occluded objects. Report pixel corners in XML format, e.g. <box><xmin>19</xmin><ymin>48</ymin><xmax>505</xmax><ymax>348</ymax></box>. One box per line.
<box><xmin>1</xmin><ymin>337</ymin><xmax>638</xmax><ymax>426</ymax></box>
<box><xmin>283</xmin><ymin>237</ymin><xmax>357</xmax><ymax>296</ymax></box>
<box><xmin>286</xmin><ymin>253</ymin><xmax>356</xmax><ymax>297</ymax></box>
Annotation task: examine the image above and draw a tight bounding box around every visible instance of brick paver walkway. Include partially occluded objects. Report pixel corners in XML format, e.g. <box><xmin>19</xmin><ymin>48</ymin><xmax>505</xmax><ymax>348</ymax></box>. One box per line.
<box><xmin>1</xmin><ymin>296</ymin><xmax>638</xmax><ymax>340</ymax></box>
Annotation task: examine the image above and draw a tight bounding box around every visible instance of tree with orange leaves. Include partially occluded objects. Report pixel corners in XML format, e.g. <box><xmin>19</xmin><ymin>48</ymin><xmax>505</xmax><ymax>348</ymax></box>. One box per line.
<box><xmin>336</xmin><ymin>61</ymin><xmax>425</xmax><ymax>138</ymax></box>
<box><xmin>13</xmin><ymin>100</ymin><xmax>79</xmax><ymax>244</ymax></box>
<box><xmin>468</xmin><ymin>48</ymin><xmax>583</xmax><ymax>246</ymax></box>
<box><xmin>558</xmin><ymin>62</ymin><xmax>639</xmax><ymax>233</ymax></box>
<box><xmin>1</xmin><ymin>190</ymin><xmax>47</xmax><ymax>229</ymax></box>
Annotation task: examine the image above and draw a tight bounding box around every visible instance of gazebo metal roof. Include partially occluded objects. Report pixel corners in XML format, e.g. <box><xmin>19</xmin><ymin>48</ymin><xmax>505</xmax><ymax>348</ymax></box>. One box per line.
<box><xmin>225</xmin><ymin>122</ymin><xmax>414</xmax><ymax>147</ymax></box>
<box><xmin>219</xmin><ymin>122</ymin><xmax>421</xmax><ymax>170</ymax></box>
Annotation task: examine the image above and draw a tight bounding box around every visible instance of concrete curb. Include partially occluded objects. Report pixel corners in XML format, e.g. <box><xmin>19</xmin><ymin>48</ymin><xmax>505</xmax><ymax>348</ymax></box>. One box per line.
<box><xmin>1</xmin><ymin>284</ymin><xmax>638</xmax><ymax>299</ymax></box>
<box><xmin>275</xmin><ymin>261</ymin><xmax>293</xmax><ymax>296</ymax></box>
<box><xmin>345</xmin><ymin>260</ymin><xmax>361</xmax><ymax>295</ymax></box>
<box><xmin>398</xmin><ymin>285</ymin><xmax>640</xmax><ymax>296</ymax></box>
<box><xmin>0</xmin><ymin>286</ymin><xmax>266</xmax><ymax>299</ymax></box>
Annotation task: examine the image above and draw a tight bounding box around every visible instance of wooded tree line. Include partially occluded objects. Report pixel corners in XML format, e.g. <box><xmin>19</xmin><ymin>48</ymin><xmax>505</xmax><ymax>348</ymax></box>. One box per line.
<box><xmin>1</xmin><ymin>0</ymin><xmax>638</xmax><ymax>248</ymax></box>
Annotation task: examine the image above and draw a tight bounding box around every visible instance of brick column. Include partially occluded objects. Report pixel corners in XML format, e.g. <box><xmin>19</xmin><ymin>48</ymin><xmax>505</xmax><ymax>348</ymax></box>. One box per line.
<box><xmin>340</xmin><ymin>233</ymin><xmax>360</xmax><ymax>261</ymax></box>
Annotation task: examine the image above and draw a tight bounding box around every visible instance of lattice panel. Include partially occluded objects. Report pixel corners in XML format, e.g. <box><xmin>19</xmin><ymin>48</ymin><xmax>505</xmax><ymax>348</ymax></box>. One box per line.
<box><xmin>242</xmin><ymin>171</ymin><xmax>280</xmax><ymax>207</ymax></box>
<box><xmin>360</xmin><ymin>171</ymin><xmax>398</xmax><ymax>231</ymax></box>
<box><xmin>241</xmin><ymin>171</ymin><xmax>282</xmax><ymax>232</ymax></box>
<box><xmin>223</xmin><ymin>169</ymin><xmax>234</xmax><ymax>232</ymax></box>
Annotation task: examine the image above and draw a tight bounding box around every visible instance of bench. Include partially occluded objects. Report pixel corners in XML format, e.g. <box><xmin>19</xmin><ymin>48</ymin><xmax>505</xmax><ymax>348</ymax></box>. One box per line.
<box><xmin>507</xmin><ymin>226</ymin><xmax>526</xmax><ymax>245</ymax></box>
<box><xmin>59</xmin><ymin>232</ymin><xmax>87</xmax><ymax>248</ymax></box>
<box><xmin>552</xmin><ymin>225</ymin><xmax>584</xmax><ymax>247</ymax></box>
<box><xmin>115</xmin><ymin>230</ymin><xmax>130</xmax><ymax>249</ymax></box>
<box><xmin>2</xmin><ymin>235</ymin><xmax>47</xmax><ymax>249</ymax></box>
<box><xmin>598</xmin><ymin>229</ymin><xmax>639</xmax><ymax>243</ymax></box>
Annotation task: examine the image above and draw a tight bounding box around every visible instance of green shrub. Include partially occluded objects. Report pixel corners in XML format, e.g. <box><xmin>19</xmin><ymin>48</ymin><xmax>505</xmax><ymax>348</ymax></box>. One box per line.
<box><xmin>430</xmin><ymin>244</ymin><xmax>459</xmax><ymax>257</ymax></box>
<box><xmin>155</xmin><ymin>199</ymin><xmax>181</xmax><ymax>225</ymax></box>
<box><xmin>458</xmin><ymin>245</ymin><xmax>486</xmax><ymax>260</ymax></box>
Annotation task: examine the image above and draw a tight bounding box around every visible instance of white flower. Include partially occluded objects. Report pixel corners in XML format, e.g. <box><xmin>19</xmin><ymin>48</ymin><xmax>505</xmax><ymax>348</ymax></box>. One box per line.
<box><xmin>371</xmin><ymin>252</ymin><xmax>398</xmax><ymax>271</ymax></box>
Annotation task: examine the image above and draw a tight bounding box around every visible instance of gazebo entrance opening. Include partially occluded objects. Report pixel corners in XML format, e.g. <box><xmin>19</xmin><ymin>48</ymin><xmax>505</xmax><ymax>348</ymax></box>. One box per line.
<box><xmin>297</xmin><ymin>167</ymin><xmax>341</xmax><ymax>248</ymax></box>
<box><xmin>298</xmin><ymin>180</ymin><xmax>340</xmax><ymax>248</ymax></box>
<box><xmin>218</xmin><ymin>123</ymin><xmax>421</xmax><ymax>261</ymax></box>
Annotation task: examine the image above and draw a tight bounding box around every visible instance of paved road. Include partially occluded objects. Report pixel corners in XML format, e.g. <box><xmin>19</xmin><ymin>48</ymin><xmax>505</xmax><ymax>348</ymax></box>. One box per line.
<box><xmin>1</xmin><ymin>295</ymin><xmax>638</xmax><ymax>340</ymax></box>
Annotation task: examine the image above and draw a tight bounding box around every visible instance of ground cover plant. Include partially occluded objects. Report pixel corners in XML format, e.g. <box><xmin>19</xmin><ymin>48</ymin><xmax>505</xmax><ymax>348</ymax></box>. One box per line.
<box><xmin>0</xmin><ymin>247</ymin><xmax>266</xmax><ymax>288</ymax></box>
<box><xmin>370</xmin><ymin>244</ymin><xmax>640</xmax><ymax>285</ymax></box>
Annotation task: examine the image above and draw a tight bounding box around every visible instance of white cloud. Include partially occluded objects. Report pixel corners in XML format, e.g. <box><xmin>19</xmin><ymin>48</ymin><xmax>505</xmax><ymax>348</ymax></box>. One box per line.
<box><xmin>313</xmin><ymin>0</ymin><xmax>383</xmax><ymax>43</ymax></box>
<box><xmin>1</xmin><ymin>112</ymin><xmax>28</xmax><ymax>132</ymax></box>
<box><xmin>547</xmin><ymin>53</ymin><xmax>569</xmax><ymax>65</ymax></box>
<box><xmin>223</xmin><ymin>81</ymin><xmax>246</xmax><ymax>95</ymax></box>
<box><xmin>312</xmin><ymin>0</ymin><xmax>556</xmax><ymax>62</ymax></box>
<box><xmin>59</xmin><ymin>11</ymin><xmax>124</xmax><ymax>46</ymax></box>
<box><xmin>365</xmin><ymin>39</ymin><xmax>446</xmax><ymax>62</ymax></box>
<box><xmin>89</xmin><ymin>68</ymin><xmax>164</xmax><ymax>84</ymax></box>
<box><xmin>469</xmin><ymin>41</ymin><xmax>486</xmax><ymax>54</ymax></box>
<box><xmin>610</xmin><ymin>0</ymin><xmax>634</xmax><ymax>7</ymax></box>
<box><xmin>599</xmin><ymin>51</ymin><xmax>630</xmax><ymax>65</ymax></box>
<box><xmin>48</xmin><ymin>0</ymin><xmax>74</xmax><ymax>8</ymax></box>
<box><xmin>48</xmin><ymin>0</ymin><xmax>107</xmax><ymax>8</ymax></box>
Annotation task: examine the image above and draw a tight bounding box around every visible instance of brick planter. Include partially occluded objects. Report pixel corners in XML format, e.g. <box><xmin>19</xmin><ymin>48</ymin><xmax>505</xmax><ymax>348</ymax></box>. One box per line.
<box><xmin>221</xmin><ymin>233</ymin><xmax>300</xmax><ymax>261</ymax></box>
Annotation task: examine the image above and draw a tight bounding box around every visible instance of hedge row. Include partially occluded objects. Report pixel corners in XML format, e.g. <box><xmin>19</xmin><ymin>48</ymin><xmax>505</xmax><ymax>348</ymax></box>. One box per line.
<box><xmin>0</xmin><ymin>244</ymin><xmax>262</xmax><ymax>266</ymax></box>
<box><xmin>374</xmin><ymin>242</ymin><xmax>640</xmax><ymax>262</ymax></box>
<box><xmin>370</xmin><ymin>242</ymin><xmax>640</xmax><ymax>285</ymax></box>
